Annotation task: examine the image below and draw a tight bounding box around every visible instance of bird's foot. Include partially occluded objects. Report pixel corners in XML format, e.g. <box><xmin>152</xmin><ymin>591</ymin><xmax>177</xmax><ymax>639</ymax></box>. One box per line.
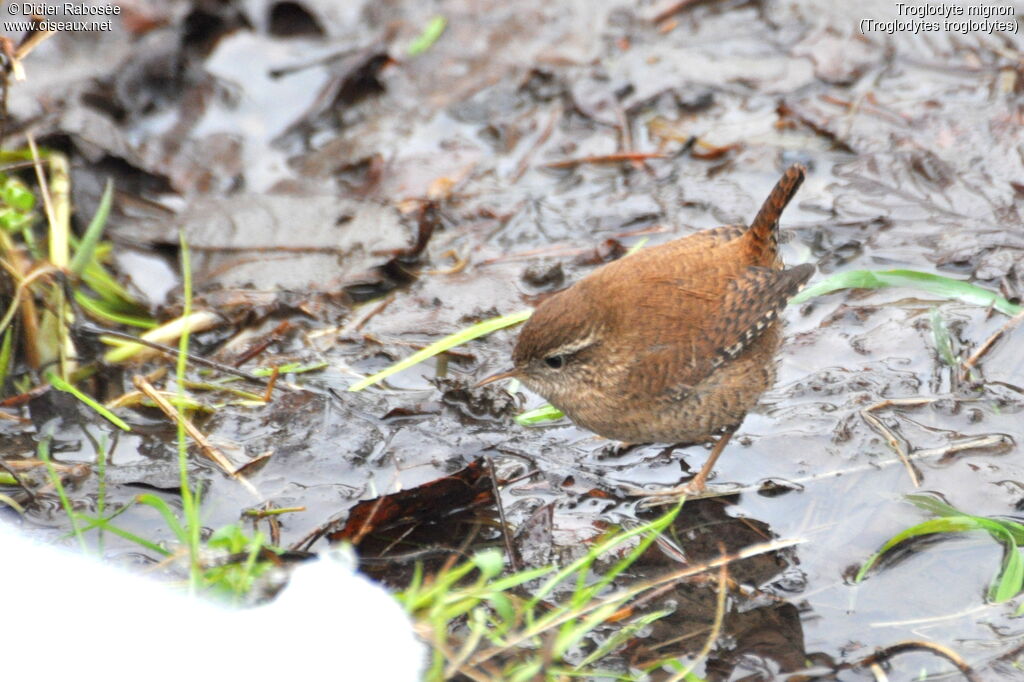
<box><xmin>597</xmin><ymin>441</ymin><xmax>644</xmax><ymax>459</ymax></box>
<box><xmin>621</xmin><ymin>474</ymin><xmax>743</xmax><ymax>509</ymax></box>
<box><xmin>620</xmin><ymin>475</ymin><xmax>707</xmax><ymax>500</ymax></box>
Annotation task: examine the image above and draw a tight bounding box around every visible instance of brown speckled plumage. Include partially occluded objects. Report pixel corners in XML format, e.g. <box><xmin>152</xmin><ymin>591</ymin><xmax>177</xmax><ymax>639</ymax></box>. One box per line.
<box><xmin>510</xmin><ymin>165</ymin><xmax>814</xmax><ymax>445</ymax></box>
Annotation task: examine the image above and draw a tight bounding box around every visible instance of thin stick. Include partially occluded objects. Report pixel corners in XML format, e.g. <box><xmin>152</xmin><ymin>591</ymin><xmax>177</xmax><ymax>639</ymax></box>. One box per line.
<box><xmin>861</xmin><ymin>398</ymin><xmax>936</xmax><ymax>487</ymax></box>
<box><xmin>667</xmin><ymin>559</ymin><xmax>729</xmax><ymax>681</ymax></box>
<box><xmin>81</xmin><ymin>324</ymin><xmax>278</xmax><ymax>387</ymax></box>
<box><xmin>261</xmin><ymin>365</ymin><xmax>280</xmax><ymax>402</ymax></box>
<box><xmin>24</xmin><ymin>132</ymin><xmax>57</xmax><ymax>245</ymax></box>
<box><xmin>650</xmin><ymin>0</ymin><xmax>702</xmax><ymax>24</ymax></box>
<box><xmin>0</xmin><ymin>459</ymin><xmax>37</xmax><ymax>503</ymax></box>
<box><xmin>850</xmin><ymin>639</ymin><xmax>981</xmax><ymax>682</ymax></box>
<box><xmin>0</xmin><ymin>258</ymin><xmax>58</xmax><ymax>361</ymax></box>
<box><xmin>512</xmin><ymin>103</ymin><xmax>561</xmax><ymax>183</ymax></box>
<box><xmin>132</xmin><ymin>374</ymin><xmax>260</xmax><ymax>498</ymax></box>
<box><xmin>544</xmin><ymin>152</ymin><xmax>666</xmax><ymax>169</ymax></box>
<box><xmin>486</xmin><ymin>456</ymin><xmax>519</xmax><ymax>572</ymax></box>
<box><xmin>963</xmin><ymin>308</ymin><xmax>1024</xmax><ymax>370</ymax></box>
<box><xmin>14</xmin><ymin>28</ymin><xmax>56</xmax><ymax>65</ymax></box>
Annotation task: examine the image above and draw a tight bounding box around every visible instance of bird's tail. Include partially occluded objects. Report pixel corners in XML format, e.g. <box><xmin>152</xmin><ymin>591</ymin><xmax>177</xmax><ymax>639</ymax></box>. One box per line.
<box><xmin>747</xmin><ymin>164</ymin><xmax>806</xmax><ymax>261</ymax></box>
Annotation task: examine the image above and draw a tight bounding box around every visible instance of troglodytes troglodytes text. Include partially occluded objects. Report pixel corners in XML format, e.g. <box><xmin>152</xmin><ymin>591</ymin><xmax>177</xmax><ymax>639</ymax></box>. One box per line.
<box><xmin>480</xmin><ymin>165</ymin><xmax>815</xmax><ymax>494</ymax></box>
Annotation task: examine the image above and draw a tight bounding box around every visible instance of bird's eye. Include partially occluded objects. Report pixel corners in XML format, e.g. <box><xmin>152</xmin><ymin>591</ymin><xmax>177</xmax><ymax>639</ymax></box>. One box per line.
<box><xmin>544</xmin><ymin>355</ymin><xmax>566</xmax><ymax>370</ymax></box>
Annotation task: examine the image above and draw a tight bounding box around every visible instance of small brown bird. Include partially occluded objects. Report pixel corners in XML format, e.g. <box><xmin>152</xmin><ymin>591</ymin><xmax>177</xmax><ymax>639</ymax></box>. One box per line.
<box><xmin>481</xmin><ymin>165</ymin><xmax>814</xmax><ymax>493</ymax></box>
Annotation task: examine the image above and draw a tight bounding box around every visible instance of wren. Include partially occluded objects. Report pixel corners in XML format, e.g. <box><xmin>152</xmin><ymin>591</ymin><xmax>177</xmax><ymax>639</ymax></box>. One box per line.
<box><xmin>481</xmin><ymin>165</ymin><xmax>815</xmax><ymax>493</ymax></box>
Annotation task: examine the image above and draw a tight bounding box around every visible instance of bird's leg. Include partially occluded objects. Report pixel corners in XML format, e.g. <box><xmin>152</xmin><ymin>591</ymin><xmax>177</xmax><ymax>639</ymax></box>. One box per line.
<box><xmin>622</xmin><ymin>427</ymin><xmax>737</xmax><ymax>498</ymax></box>
<box><xmin>687</xmin><ymin>427</ymin><xmax>736</xmax><ymax>493</ymax></box>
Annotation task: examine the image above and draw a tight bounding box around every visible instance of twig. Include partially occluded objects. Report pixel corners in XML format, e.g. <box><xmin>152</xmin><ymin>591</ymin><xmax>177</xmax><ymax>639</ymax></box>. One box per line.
<box><xmin>25</xmin><ymin>132</ymin><xmax>57</xmax><ymax>247</ymax></box>
<box><xmin>424</xmin><ymin>247</ymin><xmax>470</xmax><ymax>275</ymax></box>
<box><xmin>616</xmin><ymin>104</ymin><xmax>633</xmax><ymax>155</ymax></box>
<box><xmin>963</xmin><ymin>308</ymin><xmax>1024</xmax><ymax>371</ymax></box>
<box><xmin>0</xmin><ymin>255</ymin><xmax>57</xmax><ymax>368</ymax></box>
<box><xmin>80</xmin><ymin>323</ymin><xmax>280</xmax><ymax>388</ymax></box>
<box><xmin>437</xmin><ymin>635</ymin><xmax>491</xmax><ymax>682</ymax></box>
<box><xmin>132</xmin><ymin>374</ymin><xmax>260</xmax><ymax>498</ymax></box>
<box><xmin>486</xmin><ymin>456</ymin><xmax>519</xmax><ymax>572</ymax></box>
<box><xmin>261</xmin><ymin>366</ymin><xmax>280</xmax><ymax>402</ymax></box>
<box><xmin>0</xmin><ymin>382</ymin><xmax>49</xmax><ymax>407</ymax></box>
<box><xmin>243</xmin><ymin>505</ymin><xmax>306</xmax><ymax>518</ymax></box>
<box><xmin>544</xmin><ymin>152</ymin><xmax>666</xmax><ymax>169</ymax></box>
<box><xmin>667</xmin><ymin>558</ymin><xmax>729</xmax><ymax>681</ymax></box>
<box><xmin>0</xmin><ymin>459</ymin><xmax>37</xmax><ymax>503</ymax></box>
<box><xmin>649</xmin><ymin>0</ymin><xmax>702</xmax><ymax>25</ymax></box>
<box><xmin>2</xmin><ymin>27</ymin><xmax>56</xmax><ymax>82</ymax></box>
<box><xmin>231</xmin><ymin>320</ymin><xmax>292</xmax><ymax>367</ymax></box>
<box><xmin>444</xmin><ymin>624</ymin><xmax>489</xmax><ymax>680</ymax></box>
<box><xmin>512</xmin><ymin>103</ymin><xmax>561</xmax><ymax>183</ymax></box>
<box><xmin>850</xmin><ymin>639</ymin><xmax>981</xmax><ymax>682</ymax></box>
<box><xmin>912</xmin><ymin>433</ymin><xmax>1011</xmax><ymax>458</ymax></box>
<box><xmin>869</xmin><ymin>602</ymin><xmax>992</xmax><ymax>629</ymax></box>
<box><xmin>860</xmin><ymin>398</ymin><xmax>935</xmax><ymax>487</ymax></box>
<box><xmin>14</xmin><ymin>27</ymin><xmax>56</xmax><ymax>65</ymax></box>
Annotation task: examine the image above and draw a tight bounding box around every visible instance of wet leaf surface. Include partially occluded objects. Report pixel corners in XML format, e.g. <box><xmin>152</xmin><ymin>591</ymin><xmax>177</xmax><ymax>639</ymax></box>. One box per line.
<box><xmin>325</xmin><ymin>457</ymin><xmax>494</xmax><ymax>545</ymax></box>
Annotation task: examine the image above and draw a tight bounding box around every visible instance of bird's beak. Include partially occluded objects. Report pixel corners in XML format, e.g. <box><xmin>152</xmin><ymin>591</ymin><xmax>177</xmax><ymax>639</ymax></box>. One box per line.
<box><xmin>475</xmin><ymin>368</ymin><xmax>518</xmax><ymax>387</ymax></box>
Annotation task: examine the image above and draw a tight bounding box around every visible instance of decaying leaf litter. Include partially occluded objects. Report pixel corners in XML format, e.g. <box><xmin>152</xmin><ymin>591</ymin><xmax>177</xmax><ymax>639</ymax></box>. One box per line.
<box><xmin>1</xmin><ymin>0</ymin><xmax>1022</xmax><ymax>678</ymax></box>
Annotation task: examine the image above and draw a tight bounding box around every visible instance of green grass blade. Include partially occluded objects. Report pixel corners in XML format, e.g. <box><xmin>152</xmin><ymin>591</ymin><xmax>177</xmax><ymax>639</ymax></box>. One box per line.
<box><xmin>0</xmin><ymin>325</ymin><xmax>13</xmax><ymax>392</ymax></box>
<box><xmin>177</xmin><ymin>231</ymin><xmax>202</xmax><ymax>591</ymax></box>
<box><xmin>990</xmin><ymin>533</ymin><xmax>1023</xmax><ymax>603</ymax></box>
<box><xmin>554</xmin><ymin>599</ymin><xmax>628</xmax><ymax>659</ymax></box>
<box><xmin>907</xmin><ymin>493</ymin><xmax>1024</xmax><ymax>544</ymax></box>
<box><xmin>38</xmin><ymin>435</ymin><xmax>88</xmax><ymax>553</ymax></box>
<box><xmin>408</xmin><ymin>15</ymin><xmax>446</xmax><ymax>55</ymax></box>
<box><xmin>252</xmin><ymin>362</ymin><xmax>327</xmax><ymax>376</ymax></box>
<box><xmin>515</xmin><ymin>403</ymin><xmax>564</xmax><ymax>425</ymax></box>
<box><xmin>625</xmin><ymin>237</ymin><xmax>649</xmax><ymax>256</ymax></box>
<box><xmin>587</xmin><ymin>519</ymin><xmax>667</xmax><ymax>599</ymax></box>
<box><xmin>95</xmin><ymin>433</ymin><xmax>108</xmax><ymax>552</ymax></box>
<box><xmin>990</xmin><ymin>518</ymin><xmax>1024</xmax><ymax>545</ymax></box>
<box><xmin>488</xmin><ymin>564</ymin><xmax>557</xmax><ymax>592</ymax></box>
<box><xmin>348</xmin><ymin>309</ymin><xmax>532</xmax><ymax>391</ymax></box>
<box><xmin>791</xmin><ymin>269</ymin><xmax>1022</xmax><ymax>316</ymax></box>
<box><xmin>75</xmin><ymin>512</ymin><xmax>171</xmax><ymax>556</ymax></box>
<box><xmin>870</xmin><ymin>494</ymin><xmax>1024</xmax><ymax>603</ymax></box>
<box><xmin>929</xmin><ymin>307</ymin><xmax>956</xmax><ymax>366</ymax></box>
<box><xmin>74</xmin><ymin>291</ymin><xmax>156</xmax><ymax>329</ymax></box>
<box><xmin>77</xmin><ymin>253</ymin><xmax>147</xmax><ymax>310</ymax></box>
<box><xmin>575</xmin><ymin>608</ymin><xmax>673</xmax><ymax>669</ymax></box>
<box><xmin>68</xmin><ymin>179</ymin><xmax>113</xmax><ymax>277</ymax></box>
<box><xmin>471</xmin><ymin>548</ymin><xmax>506</xmax><ymax>579</ymax></box>
<box><xmin>905</xmin><ymin>493</ymin><xmax>963</xmax><ymax>518</ymax></box>
<box><xmin>45</xmin><ymin>369</ymin><xmax>131</xmax><ymax>431</ymax></box>
<box><xmin>527</xmin><ymin>503</ymin><xmax>681</xmax><ymax>610</ymax></box>
<box><xmin>136</xmin><ymin>493</ymin><xmax>188</xmax><ymax>545</ymax></box>
<box><xmin>856</xmin><ymin>516</ymin><xmax>988</xmax><ymax>582</ymax></box>
<box><xmin>0</xmin><ymin>492</ymin><xmax>25</xmax><ymax>512</ymax></box>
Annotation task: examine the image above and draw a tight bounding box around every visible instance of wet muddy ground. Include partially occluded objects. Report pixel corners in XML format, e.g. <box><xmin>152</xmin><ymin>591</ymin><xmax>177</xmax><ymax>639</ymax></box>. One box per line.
<box><xmin>2</xmin><ymin>0</ymin><xmax>1023</xmax><ymax>679</ymax></box>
